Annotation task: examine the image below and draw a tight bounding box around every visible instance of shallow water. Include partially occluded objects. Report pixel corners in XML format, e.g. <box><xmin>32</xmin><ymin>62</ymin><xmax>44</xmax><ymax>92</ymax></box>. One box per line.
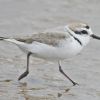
<box><xmin>0</xmin><ymin>0</ymin><xmax>100</xmax><ymax>100</ymax></box>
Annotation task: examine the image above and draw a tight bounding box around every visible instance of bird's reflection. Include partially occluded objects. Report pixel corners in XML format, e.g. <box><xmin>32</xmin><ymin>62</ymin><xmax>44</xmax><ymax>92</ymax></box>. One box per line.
<box><xmin>19</xmin><ymin>82</ymin><xmax>30</xmax><ymax>100</ymax></box>
<box><xmin>18</xmin><ymin>81</ymin><xmax>72</xmax><ymax>100</ymax></box>
<box><xmin>18</xmin><ymin>82</ymin><xmax>56</xmax><ymax>100</ymax></box>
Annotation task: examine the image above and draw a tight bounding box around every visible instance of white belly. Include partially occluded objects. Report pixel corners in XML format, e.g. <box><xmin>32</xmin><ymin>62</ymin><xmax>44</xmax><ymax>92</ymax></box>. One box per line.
<box><xmin>28</xmin><ymin>41</ymin><xmax>83</xmax><ymax>60</ymax></box>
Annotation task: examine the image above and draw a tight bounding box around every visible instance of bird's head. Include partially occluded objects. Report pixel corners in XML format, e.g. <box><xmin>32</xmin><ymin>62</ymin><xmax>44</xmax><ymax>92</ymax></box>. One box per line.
<box><xmin>64</xmin><ymin>22</ymin><xmax>100</xmax><ymax>46</ymax></box>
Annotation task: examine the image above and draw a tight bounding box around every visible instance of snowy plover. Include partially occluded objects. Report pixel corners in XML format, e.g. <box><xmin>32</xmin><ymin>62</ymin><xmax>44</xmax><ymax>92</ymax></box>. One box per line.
<box><xmin>0</xmin><ymin>22</ymin><xmax>100</xmax><ymax>85</ymax></box>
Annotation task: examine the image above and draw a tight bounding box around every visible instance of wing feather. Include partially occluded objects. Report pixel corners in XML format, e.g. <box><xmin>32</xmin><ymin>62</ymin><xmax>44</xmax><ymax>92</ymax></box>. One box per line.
<box><xmin>15</xmin><ymin>26</ymin><xmax>70</xmax><ymax>46</ymax></box>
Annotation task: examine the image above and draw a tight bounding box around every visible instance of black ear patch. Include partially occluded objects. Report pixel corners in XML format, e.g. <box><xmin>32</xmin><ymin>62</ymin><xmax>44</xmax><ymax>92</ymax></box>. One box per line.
<box><xmin>74</xmin><ymin>30</ymin><xmax>88</xmax><ymax>35</ymax></box>
<box><xmin>81</xmin><ymin>30</ymin><xmax>88</xmax><ymax>34</ymax></box>
<box><xmin>74</xmin><ymin>31</ymin><xmax>81</xmax><ymax>34</ymax></box>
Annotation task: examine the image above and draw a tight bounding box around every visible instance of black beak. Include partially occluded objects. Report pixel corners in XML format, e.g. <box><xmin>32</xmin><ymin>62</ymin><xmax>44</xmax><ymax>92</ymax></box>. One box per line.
<box><xmin>91</xmin><ymin>34</ymin><xmax>100</xmax><ymax>40</ymax></box>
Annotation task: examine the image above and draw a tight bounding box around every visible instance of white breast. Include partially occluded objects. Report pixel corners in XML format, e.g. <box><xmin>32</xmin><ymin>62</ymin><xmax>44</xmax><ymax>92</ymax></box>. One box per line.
<box><xmin>27</xmin><ymin>37</ymin><xmax>83</xmax><ymax>61</ymax></box>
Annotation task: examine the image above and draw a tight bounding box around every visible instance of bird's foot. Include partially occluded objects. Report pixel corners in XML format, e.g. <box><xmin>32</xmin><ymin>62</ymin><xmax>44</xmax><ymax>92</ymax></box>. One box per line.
<box><xmin>72</xmin><ymin>82</ymin><xmax>79</xmax><ymax>86</ymax></box>
<box><xmin>18</xmin><ymin>70</ymin><xmax>29</xmax><ymax>81</ymax></box>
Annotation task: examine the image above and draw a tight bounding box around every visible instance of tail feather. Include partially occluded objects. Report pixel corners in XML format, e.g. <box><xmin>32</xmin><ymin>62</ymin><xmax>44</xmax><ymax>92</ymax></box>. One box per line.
<box><xmin>0</xmin><ymin>36</ymin><xmax>29</xmax><ymax>53</ymax></box>
<box><xmin>0</xmin><ymin>37</ymin><xmax>7</xmax><ymax>40</ymax></box>
<box><xmin>0</xmin><ymin>36</ymin><xmax>22</xmax><ymax>44</ymax></box>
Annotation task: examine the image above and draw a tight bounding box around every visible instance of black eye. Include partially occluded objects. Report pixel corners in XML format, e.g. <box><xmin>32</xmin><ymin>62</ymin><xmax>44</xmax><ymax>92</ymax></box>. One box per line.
<box><xmin>85</xmin><ymin>25</ymin><xmax>89</xmax><ymax>29</ymax></box>
<box><xmin>81</xmin><ymin>30</ymin><xmax>88</xmax><ymax>34</ymax></box>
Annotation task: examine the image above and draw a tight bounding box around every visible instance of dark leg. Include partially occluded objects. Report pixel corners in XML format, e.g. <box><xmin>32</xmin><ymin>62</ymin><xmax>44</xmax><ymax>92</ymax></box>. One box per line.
<box><xmin>58</xmin><ymin>62</ymin><xmax>78</xmax><ymax>86</ymax></box>
<box><xmin>18</xmin><ymin>52</ymin><xmax>32</xmax><ymax>81</ymax></box>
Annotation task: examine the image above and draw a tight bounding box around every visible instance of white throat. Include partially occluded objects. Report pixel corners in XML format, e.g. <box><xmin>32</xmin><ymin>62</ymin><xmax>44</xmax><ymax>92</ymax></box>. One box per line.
<box><xmin>75</xmin><ymin>35</ymin><xmax>90</xmax><ymax>46</ymax></box>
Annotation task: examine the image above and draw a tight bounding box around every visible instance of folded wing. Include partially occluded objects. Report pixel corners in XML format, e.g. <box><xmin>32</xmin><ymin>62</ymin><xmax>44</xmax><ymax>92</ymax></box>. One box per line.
<box><xmin>15</xmin><ymin>26</ymin><xmax>70</xmax><ymax>46</ymax></box>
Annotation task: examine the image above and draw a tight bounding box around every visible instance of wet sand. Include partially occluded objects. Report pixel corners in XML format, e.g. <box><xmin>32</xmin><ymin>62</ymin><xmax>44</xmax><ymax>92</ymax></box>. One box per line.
<box><xmin>0</xmin><ymin>0</ymin><xmax>100</xmax><ymax>100</ymax></box>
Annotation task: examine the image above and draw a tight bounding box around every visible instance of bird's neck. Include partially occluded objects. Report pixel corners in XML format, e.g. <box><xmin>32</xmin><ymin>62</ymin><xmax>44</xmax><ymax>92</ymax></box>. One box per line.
<box><xmin>74</xmin><ymin>35</ymin><xmax>90</xmax><ymax>47</ymax></box>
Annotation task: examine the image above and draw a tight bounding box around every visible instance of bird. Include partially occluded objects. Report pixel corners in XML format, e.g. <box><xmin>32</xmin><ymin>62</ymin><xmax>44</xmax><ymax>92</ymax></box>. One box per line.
<box><xmin>0</xmin><ymin>22</ymin><xmax>100</xmax><ymax>86</ymax></box>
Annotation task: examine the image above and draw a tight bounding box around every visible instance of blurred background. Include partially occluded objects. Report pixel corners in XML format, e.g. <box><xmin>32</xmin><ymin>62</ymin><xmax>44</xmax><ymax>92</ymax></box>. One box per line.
<box><xmin>0</xmin><ymin>0</ymin><xmax>100</xmax><ymax>100</ymax></box>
